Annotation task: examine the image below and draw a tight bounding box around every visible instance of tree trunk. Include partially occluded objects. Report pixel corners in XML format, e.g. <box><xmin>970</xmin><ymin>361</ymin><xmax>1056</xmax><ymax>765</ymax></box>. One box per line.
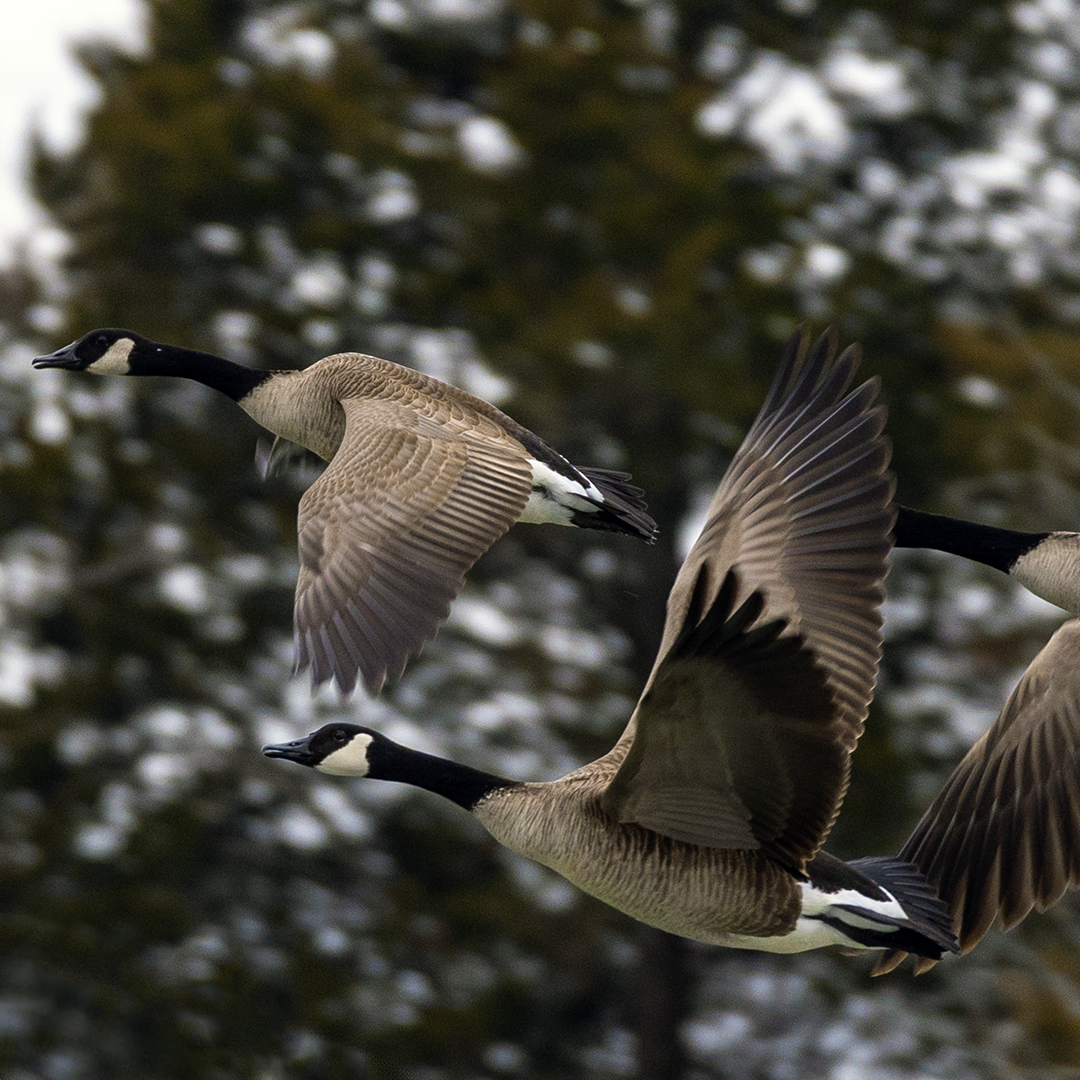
<box><xmin>629</xmin><ymin>926</ymin><xmax>690</xmax><ymax>1078</ymax></box>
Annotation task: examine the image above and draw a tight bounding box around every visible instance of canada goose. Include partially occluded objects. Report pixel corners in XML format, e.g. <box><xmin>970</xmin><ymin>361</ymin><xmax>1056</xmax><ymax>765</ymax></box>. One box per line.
<box><xmin>264</xmin><ymin>328</ymin><xmax>962</xmax><ymax>964</ymax></box>
<box><xmin>33</xmin><ymin>329</ymin><xmax>656</xmax><ymax>694</ymax></box>
<box><xmin>871</xmin><ymin>617</ymin><xmax>1080</xmax><ymax>975</ymax></box>
<box><xmin>894</xmin><ymin>505</ymin><xmax>1080</xmax><ymax>614</ymax></box>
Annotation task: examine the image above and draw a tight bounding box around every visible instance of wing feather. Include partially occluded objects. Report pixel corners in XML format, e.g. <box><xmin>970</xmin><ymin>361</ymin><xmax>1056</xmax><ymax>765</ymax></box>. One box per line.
<box><xmin>873</xmin><ymin>620</ymin><xmax>1080</xmax><ymax>973</ymax></box>
<box><xmin>601</xmin><ymin>329</ymin><xmax>894</xmax><ymax>871</ymax></box>
<box><xmin>294</xmin><ymin>398</ymin><xmax>533</xmax><ymax>693</ymax></box>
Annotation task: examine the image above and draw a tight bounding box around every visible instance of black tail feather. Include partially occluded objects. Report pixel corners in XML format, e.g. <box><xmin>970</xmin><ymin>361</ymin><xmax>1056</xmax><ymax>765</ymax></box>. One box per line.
<box><xmin>846</xmin><ymin>856</ymin><xmax>959</xmax><ymax>957</ymax></box>
<box><xmin>575</xmin><ymin>467</ymin><xmax>658</xmax><ymax>541</ymax></box>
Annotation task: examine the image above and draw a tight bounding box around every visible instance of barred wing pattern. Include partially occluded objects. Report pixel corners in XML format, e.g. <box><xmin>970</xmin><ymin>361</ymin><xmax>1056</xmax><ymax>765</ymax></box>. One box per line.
<box><xmin>602</xmin><ymin>330</ymin><xmax>895</xmax><ymax>872</ymax></box>
<box><xmin>294</xmin><ymin>399</ymin><xmax>533</xmax><ymax>693</ymax></box>
<box><xmin>874</xmin><ymin>620</ymin><xmax>1080</xmax><ymax>975</ymax></box>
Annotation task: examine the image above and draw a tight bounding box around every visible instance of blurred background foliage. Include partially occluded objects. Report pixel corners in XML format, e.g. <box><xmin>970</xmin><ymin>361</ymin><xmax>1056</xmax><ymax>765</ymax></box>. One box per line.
<box><xmin>3</xmin><ymin>0</ymin><xmax>1080</xmax><ymax>1076</ymax></box>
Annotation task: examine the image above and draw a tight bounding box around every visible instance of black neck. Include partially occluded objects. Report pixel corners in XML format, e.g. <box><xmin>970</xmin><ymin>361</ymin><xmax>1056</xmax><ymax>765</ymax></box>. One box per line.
<box><xmin>142</xmin><ymin>344</ymin><xmax>271</xmax><ymax>402</ymax></box>
<box><xmin>893</xmin><ymin>506</ymin><xmax>1049</xmax><ymax>573</ymax></box>
<box><xmin>369</xmin><ymin>741</ymin><xmax>515</xmax><ymax>811</ymax></box>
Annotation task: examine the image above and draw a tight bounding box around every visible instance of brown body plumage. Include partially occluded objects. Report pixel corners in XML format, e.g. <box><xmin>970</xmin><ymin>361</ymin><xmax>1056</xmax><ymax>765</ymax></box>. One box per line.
<box><xmin>477</xmin><ymin>751</ymin><xmax>805</xmax><ymax>942</ymax></box>
<box><xmin>243</xmin><ymin>355</ymin><xmax>540</xmax><ymax>694</ymax></box>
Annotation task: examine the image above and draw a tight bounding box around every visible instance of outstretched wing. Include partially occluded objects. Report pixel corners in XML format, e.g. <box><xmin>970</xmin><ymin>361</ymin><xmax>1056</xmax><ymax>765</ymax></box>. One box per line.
<box><xmin>294</xmin><ymin>398</ymin><xmax>533</xmax><ymax>694</ymax></box>
<box><xmin>601</xmin><ymin>330</ymin><xmax>894</xmax><ymax>871</ymax></box>
<box><xmin>874</xmin><ymin>619</ymin><xmax>1080</xmax><ymax>975</ymax></box>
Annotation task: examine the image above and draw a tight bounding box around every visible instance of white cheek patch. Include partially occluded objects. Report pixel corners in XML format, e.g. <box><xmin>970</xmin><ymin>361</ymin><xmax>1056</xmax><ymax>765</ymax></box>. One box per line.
<box><xmin>315</xmin><ymin>732</ymin><xmax>374</xmax><ymax>776</ymax></box>
<box><xmin>87</xmin><ymin>338</ymin><xmax>135</xmax><ymax>375</ymax></box>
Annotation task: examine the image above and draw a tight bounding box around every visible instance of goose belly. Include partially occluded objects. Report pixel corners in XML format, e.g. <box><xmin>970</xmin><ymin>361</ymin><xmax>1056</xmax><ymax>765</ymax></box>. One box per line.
<box><xmin>477</xmin><ymin>796</ymin><xmax>804</xmax><ymax>946</ymax></box>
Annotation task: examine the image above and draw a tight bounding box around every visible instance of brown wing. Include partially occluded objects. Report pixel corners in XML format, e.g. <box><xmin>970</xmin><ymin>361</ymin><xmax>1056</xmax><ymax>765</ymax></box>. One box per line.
<box><xmin>873</xmin><ymin>619</ymin><xmax>1080</xmax><ymax>975</ymax></box>
<box><xmin>294</xmin><ymin>398</ymin><xmax>533</xmax><ymax>694</ymax></box>
<box><xmin>601</xmin><ymin>329</ymin><xmax>894</xmax><ymax>871</ymax></box>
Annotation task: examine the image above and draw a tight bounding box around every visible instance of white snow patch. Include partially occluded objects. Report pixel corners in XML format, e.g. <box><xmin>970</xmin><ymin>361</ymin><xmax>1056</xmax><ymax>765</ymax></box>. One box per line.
<box><xmin>457</xmin><ymin>115</ymin><xmax>524</xmax><ymax>175</ymax></box>
<box><xmin>158</xmin><ymin>564</ymin><xmax>212</xmax><ymax>614</ymax></box>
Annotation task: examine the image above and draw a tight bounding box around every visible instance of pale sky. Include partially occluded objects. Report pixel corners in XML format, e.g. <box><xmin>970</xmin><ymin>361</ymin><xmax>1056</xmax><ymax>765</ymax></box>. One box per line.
<box><xmin>0</xmin><ymin>0</ymin><xmax>143</xmax><ymax>266</ymax></box>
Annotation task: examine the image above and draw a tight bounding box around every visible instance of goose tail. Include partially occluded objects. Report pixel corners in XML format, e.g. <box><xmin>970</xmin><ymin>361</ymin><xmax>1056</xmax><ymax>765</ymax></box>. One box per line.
<box><xmin>800</xmin><ymin>854</ymin><xmax>958</xmax><ymax>970</ymax></box>
<box><xmin>842</xmin><ymin>857</ymin><xmax>959</xmax><ymax>968</ymax></box>
<box><xmin>573</xmin><ymin>467</ymin><xmax>658</xmax><ymax>541</ymax></box>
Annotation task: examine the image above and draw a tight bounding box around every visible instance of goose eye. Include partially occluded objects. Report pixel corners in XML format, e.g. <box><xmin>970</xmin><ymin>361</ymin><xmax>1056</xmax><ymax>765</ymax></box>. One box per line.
<box><xmin>96</xmin><ymin>335</ymin><xmax>109</xmax><ymax>347</ymax></box>
<box><xmin>333</xmin><ymin>729</ymin><xmax>347</xmax><ymax>743</ymax></box>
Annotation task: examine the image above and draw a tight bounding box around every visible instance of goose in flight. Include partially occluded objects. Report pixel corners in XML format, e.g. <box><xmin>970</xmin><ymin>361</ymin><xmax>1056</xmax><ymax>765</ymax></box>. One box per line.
<box><xmin>33</xmin><ymin>329</ymin><xmax>656</xmax><ymax>694</ymax></box>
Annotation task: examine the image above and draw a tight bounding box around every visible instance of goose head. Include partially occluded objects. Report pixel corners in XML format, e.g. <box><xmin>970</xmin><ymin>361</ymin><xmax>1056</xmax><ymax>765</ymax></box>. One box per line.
<box><xmin>34</xmin><ymin>329</ymin><xmax>162</xmax><ymax>376</ymax></box>
<box><xmin>264</xmin><ymin>722</ymin><xmax>514</xmax><ymax>809</ymax></box>
<box><xmin>261</xmin><ymin>725</ymin><xmax>401</xmax><ymax>777</ymax></box>
<box><xmin>263</xmin><ymin>722</ymin><xmax>381</xmax><ymax>776</ymax></box>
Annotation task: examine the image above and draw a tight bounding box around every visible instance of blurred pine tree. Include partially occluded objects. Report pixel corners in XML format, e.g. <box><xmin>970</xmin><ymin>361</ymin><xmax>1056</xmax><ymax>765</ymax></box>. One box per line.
<box><xmin>3</xmin><ymin>0</ymin><xmax>1080</xmax><ymax>1077</ymax></box>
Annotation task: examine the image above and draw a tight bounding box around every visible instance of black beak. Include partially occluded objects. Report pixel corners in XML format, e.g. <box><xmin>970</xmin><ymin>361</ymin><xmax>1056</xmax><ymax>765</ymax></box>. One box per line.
<box><xmin>32</xmin><ymin>342</ymin><xmax>81</xmax><ymax>370</ymax></box>
<box><xmin>262</xmin><ymin>735</ymin><xmax>317</xmax><ymax>766</ymax></box>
